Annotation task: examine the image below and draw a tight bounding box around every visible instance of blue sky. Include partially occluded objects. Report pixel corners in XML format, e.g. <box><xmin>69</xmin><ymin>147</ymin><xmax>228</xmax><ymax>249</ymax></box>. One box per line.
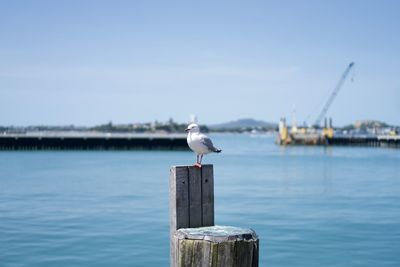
<box><xmin>1</xmin><ymin>0</ymin><xmax>399</xmax><ymax>126</ymax></box>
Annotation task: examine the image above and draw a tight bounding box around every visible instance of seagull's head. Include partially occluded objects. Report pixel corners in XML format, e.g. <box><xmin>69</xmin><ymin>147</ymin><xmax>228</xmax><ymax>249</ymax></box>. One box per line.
<box><xmin>185</xmin><ymin>123</ymin><xmax>200</xmax><ymax>133</ymax></box>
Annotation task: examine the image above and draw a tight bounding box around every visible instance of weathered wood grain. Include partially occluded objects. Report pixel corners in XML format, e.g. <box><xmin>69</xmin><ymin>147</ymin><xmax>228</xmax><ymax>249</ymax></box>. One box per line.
<box><xmin>235</xmin><ymin>240</ymin><xmax>253</xmax><ymax>267</ymax></box>
<box><xmin>210</xmin><ymin>242</ymin><xmax>219</xmax><ymax>267</ymax></box>
<box><xmin>178</xmin><ymin>239</ymin><xmax>194</xmax><ymax>267</ymax></box>
<box><xmin>252</xmin><ymin>239</ymin><xmax>259</xmax><ymax>267</ymax></box>
<box><xmin>217</xmin><ymin>241</ymin><xmax>235</xmax><ymax>267</ymax></box>
<box><xmin>174</xmin><ymin>226</ymin><xmax>259</xmax><ymax>267</ymax></box>
<box><xmin>188</xmin><ymin>166</ymin><xmax>202</xmax><ymax>228</ymax></box>
<box><xmin>201</xmin><ymin>165</ymin><xmax>214</xmax><ymax>226</ymax></box>
<box><xmin>192</xmin><ymin>240</ymin><xmax>211</xmax><ymax>267</ymax></box>
<box><xmin>170</xmin><ymin>165</ymin><xmax>215</xmax><ymax>267</ymax></box>
<box><xmin>170</xmin><ymin>166</ymin><xmax>190</xmax><ymax>231</ymax></box>
<box><xmin>170</xmin><ymin>166</ymin><xmax>189</xmax><ymax>267</ymax></box>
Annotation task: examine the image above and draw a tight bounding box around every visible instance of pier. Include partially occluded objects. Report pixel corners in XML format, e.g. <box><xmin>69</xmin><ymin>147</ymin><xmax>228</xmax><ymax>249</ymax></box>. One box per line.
<box><xmin>277</xmin><ymin>133</ymin><xmax>400</xmax><ymax>148</ymax></box>
<box><xmin>326</xmin><ymin>135</ymin><xmax>399</xmax><ymax>148</ymax></box>
<box><xmin>0</xmin><ymin>132</ymin><xmax>188</xmax><ymax>150</ymax></box>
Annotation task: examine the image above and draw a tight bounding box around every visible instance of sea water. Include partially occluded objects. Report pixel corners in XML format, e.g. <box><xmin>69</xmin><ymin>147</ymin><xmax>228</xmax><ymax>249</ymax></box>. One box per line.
<box><xmin>1</xmin><ymin>134</ymin><xmax>399</xmax><ymax>266</ymax></box>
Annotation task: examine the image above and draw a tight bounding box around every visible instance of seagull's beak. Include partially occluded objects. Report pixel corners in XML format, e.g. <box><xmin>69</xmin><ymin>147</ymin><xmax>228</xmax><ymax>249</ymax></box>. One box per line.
<box><xmin>185</xmin><ymin>128</ymin><xmax>190</xmax><ymax>132</ymax></box>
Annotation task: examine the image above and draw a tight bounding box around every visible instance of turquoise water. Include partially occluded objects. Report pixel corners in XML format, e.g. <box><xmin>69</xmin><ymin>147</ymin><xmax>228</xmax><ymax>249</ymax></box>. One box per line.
<box><xmin>1</xmin><ymin>134</ymin><xmax>399</xmax><ymax>266</ymax></box>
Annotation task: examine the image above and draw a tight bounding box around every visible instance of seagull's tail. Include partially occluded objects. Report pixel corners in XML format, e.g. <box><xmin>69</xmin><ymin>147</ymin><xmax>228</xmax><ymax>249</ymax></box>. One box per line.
<box><xmin>214</xmin><ymin>148</ymin><xmax>222</xmax><ymax>153</ymax></box>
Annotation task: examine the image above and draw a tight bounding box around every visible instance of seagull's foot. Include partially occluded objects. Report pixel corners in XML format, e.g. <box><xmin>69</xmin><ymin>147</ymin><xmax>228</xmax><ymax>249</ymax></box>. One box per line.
<box><xmin>194</xmin><ymin>163</ymin><xmax>202</xmax><ymax>168</ymax></box>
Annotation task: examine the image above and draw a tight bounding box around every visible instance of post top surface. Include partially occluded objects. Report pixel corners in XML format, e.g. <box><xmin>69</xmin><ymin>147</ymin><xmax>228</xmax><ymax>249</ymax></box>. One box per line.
<box><xmin>172</xmin><ymin>164</ymin><xmax>213</xmax><ymax>168</ymax></box>
<box><xmin>175</xmin><ymin>225</ymin><xmax>258</xmax><ymax>242</ymax></box>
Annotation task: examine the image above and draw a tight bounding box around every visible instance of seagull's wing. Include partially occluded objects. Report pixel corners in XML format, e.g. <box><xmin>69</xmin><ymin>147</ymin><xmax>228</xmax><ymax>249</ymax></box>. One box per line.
<box><xmin>200</xmin><ymin>134</ymin><xmax>219</xmax><ymax>152</ymax></box>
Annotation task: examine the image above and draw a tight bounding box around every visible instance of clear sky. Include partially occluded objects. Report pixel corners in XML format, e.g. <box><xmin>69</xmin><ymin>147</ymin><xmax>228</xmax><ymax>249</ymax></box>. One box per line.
<box><xmin>1</xmin><ymin>0</ymin><xmax>399</xmax><ymax>126</ymax></box>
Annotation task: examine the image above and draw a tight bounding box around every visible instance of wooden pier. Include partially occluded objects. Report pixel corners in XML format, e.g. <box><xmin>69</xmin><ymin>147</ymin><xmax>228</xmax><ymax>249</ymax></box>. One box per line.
<box><xmin>377</xmin><ymin>135</ymin><xmax>400</xmax><ymax>148</ymax></box>
<box><xmin>327</xmin><ymin>136</ymin><xmax>380</xmax><ymax>147</ymax></box>
<box><xmin>0</xmin><ymin>133</ymin><xmax>188</xmax><ymax>150</ymax></box>
<box><xmin>278</xmin><ymin>133</ymin><xmax>400</xmax><ymax>148</ymax></box>
<box><xmin>327</xmin><ymin>135</ymin><xmax>400</xmax><ymax>148</ymax></box>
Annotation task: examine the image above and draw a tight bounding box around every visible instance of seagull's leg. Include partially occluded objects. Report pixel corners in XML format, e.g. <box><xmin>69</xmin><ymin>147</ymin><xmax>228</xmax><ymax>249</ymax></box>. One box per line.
<box><xmin>194</xmin><ymin>155</ymin><xmax>201</xmax><ymax>168</ymax></box>
<box><xmin>194</xmin><ymin>154</ymin><xmax>203</xmax><ymax>168</ymax></box>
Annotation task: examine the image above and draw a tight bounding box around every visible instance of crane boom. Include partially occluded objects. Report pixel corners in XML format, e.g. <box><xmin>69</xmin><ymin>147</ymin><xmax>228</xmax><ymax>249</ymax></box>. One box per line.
<box><xmin>314</xmin><ymin>62</ymin><xmax>355</xmax><ymax>127</ymax></box>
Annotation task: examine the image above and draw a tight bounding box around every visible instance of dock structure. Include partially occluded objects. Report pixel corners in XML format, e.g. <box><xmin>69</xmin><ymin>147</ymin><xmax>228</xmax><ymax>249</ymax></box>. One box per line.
<box><xmin>0</xmin><ymin>132</ymin><xmax>188</xmax><ymax>150</ymax></box>
<box><xmin>377</xmin><ymin>135</ymin><xmax>400</xmax><ymax>148</ymax></box>
<box><xmin>327</xmin><ymin>135</ymin><xmax>380</xmax><ymax>147</ymax></box>
<box><xmin>326</xmin><ymin>135</ymin><xmax>399</xmax><ymax>148</ymax></box>
<box><xmin>277</xmin><ymin>130</ymin><xmax>400</xmax><ymax>148</ymax></box>
<box><xmin>278</xmin><ymin>115</ymin><xmax>400</xmax><ymax>148</ymax></box>
<box><xmin>169</xmin><ymin>165</ymin><xmax>259</xmax><ymax>267</ymax></box>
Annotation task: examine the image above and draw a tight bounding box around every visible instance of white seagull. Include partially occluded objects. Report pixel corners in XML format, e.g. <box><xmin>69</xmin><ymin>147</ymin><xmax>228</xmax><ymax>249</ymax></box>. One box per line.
<box><xmin>185</xmin><ymin>123</ymin><xmax>221</xmax><ymax>168</ymax></box>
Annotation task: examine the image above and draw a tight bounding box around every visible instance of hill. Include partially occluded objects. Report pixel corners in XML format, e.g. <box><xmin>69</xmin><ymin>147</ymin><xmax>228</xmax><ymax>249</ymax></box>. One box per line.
<box><xmin>209</xmin><ymin>118</ymin><xmax>277</xmax><ymax>131</ymax></box>
<box><xmin>342</xmin><ymin>120</ymin><xmax>391</xmax><ymax>130</ymax></box>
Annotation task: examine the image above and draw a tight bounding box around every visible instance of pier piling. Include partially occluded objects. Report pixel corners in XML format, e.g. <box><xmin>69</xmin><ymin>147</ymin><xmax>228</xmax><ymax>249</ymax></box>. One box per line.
<box><xmin>169</xmin><ymin>165</ymin><xmax>259</xmax><ymax>267</ymax></box>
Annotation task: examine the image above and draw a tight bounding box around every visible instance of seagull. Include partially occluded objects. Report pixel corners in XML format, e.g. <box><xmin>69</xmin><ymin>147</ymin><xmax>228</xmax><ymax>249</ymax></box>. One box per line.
<box><xmin>185</xmin><ymin>123</ymin><xmax>221</xmax><ymax>168</ymax></box>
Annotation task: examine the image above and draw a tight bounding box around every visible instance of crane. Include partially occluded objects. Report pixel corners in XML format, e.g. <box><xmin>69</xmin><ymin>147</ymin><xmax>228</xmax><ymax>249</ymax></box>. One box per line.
<box><xmin>314</xmin><ymin>62</ymin><xmax>355</xmax><ymax>127</ymax></box>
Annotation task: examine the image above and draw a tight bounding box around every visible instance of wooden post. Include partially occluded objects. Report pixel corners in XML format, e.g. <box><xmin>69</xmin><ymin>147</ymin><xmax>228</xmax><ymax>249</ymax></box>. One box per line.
<box><xmin>174</xmin><ymin>226</ymin><xmax>259</xmax><ymax>267</ymax></box>
<box><xmin>170</xmin><ymin>165</ymin><xmax>214</xmax><ymax>267</ymax></box>
<box><xmin>169</xmin><ymin>165</ymin><xmax>259</xmax><ymax>267</ymax></box>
